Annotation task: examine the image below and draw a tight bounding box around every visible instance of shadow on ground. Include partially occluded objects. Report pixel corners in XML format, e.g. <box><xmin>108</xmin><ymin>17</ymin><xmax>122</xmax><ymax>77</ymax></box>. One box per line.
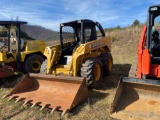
<box><xmin>100</xmin><ymin>64</ymin><xmax>132</xmax><ymax>90</ymax></box>
<box><xmin>2</xmin><ymin>109</ymin><xmax>26</xmax><ymax>120</ymax></box>
<box><xmin>0</xmin><ymin>74</ymin><xmax>24</xmax><ymax>88</ymax></box>
<box><xmin>70</xmin><ymin>90</ymin><xmax>109</xmax><ymax>115</ymax></box>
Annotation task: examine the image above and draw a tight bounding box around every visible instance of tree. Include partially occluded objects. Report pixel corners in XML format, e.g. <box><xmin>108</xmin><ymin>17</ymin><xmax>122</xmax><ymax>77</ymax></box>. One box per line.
<box><xmin>116</xmin><ymin>25</ymin><xmax>121</xmax><ymax>29</ymax></box>
<box><xmin>132</xmin><ymin>19</ymin><xmax>140</xmax><ymax>26</ymax></box>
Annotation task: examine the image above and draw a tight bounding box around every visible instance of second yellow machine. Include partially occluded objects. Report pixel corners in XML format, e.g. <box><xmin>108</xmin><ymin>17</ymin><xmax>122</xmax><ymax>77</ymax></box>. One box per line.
<box><xmin>0</xmin><ymin>21</ymin><xmax>46</xmax><ymax>79</ymax></box>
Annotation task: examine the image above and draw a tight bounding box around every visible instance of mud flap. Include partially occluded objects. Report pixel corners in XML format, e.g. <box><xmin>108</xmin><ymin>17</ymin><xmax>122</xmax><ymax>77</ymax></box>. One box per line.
<box><xmin>110</xmin><ymin>76</ymin><xmax>160</xmax><ymax>120</ymax></box>
<box><xmin>3</xmin><ymin>73</ymin><xmax>88</xmax><ymax>115</ymax></box>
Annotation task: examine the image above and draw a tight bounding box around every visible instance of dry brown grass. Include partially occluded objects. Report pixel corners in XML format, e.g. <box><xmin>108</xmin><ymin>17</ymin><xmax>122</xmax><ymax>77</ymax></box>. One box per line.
<box><xmin>109</xmin><ymin>26</ymin><xmax>142</xmax><ymax>63</ymax></box>
<box><xmin>0</xmin><ymin>26</ymin><xmax>142</xmax><ymax>120</ymax></box>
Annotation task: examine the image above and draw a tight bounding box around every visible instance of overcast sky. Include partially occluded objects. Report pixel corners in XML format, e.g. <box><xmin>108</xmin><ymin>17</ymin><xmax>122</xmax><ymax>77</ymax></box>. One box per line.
<box><xmin>0</xmin><ymin>0</ymin><xmax>159</xmax><ymax>31</ymax></box>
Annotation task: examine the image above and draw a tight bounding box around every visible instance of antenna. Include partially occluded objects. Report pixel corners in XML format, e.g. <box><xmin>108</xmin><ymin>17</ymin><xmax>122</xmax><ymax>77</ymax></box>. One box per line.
<box><xmin>16</xmin><ymin>16</ymin><xmax>19</xmax><ymax>21</ymax></box>
<box><xmin>11</xmin><ymin>15</ymin><xmax>14</xmax><ymax>21</ymax></box>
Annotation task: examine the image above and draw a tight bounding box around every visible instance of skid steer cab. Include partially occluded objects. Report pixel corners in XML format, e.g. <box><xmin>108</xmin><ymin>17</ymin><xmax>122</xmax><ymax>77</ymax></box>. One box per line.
<box><xmin>111</xmin><ymin>5</ymin><xmax>160</xmax><ymax>120</ymax></box>
<box><xmin>5</xmin><ymin>19</ymin><xmax>113</xmax><ymax>115</ymax></box>
<box><xmin>0</xmin><ymin>21</ymin><xmax>46</xmax><ymax>79</ymax></box>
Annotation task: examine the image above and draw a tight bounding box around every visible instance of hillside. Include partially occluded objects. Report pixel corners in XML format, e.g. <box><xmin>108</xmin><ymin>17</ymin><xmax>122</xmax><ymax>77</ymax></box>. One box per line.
<box><xmin>103</xmin><ymin>26</ymin><xmax>142</xmax><ymax>65</ymax></box>
<box><xmin>21</xmin><ymin>25</ymin><xmax>59</xmax><ymax>40</ymax></box>
<box><xmin>0</xmin><ymin>26</ymin><xmax>143</xmax><ymax>120</ymax></box>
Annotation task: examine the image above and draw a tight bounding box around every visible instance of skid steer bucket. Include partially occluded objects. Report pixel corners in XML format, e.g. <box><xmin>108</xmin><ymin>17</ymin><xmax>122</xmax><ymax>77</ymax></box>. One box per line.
<box><xmin>110</xmin><ymin>76</ymin><xmax>160</xmax><ymax>120</ymax></box>
<box><xmin>3</xmin><ymin>73</ymin><xmax>88</xmax><ymax>115</ymax></box>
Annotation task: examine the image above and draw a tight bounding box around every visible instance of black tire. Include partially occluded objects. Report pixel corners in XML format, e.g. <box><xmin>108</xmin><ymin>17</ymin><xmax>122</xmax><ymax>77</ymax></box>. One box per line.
<box><xmin>23</xmin><ymin>54</ymin><xmax>44</xmax><ymax>73</ymax></box>
<box><xmin>80</xmin><ymin>57</ymin><xmax>103</xmax><ymax>87</ymax></box>
<box><xmin>100</xmin><ymin>52</ymin><xmax>113</xmax><ymax>76</ymax></box>
<box><xmin>40</xmin><ymin>59</ymin><xmax>47</xmax><ymax>74</ymax></box>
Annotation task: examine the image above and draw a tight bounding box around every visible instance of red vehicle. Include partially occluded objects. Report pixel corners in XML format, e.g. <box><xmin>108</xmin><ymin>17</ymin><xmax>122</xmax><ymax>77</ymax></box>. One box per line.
<box><xmin>111</xmin><ymin>5</ymin><xmax>160</xmax><ymax>120</ymax></box>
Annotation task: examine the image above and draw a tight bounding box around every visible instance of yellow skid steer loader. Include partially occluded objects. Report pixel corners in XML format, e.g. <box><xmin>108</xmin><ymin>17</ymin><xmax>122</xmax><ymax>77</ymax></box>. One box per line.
<box><xmin>4</xmin><ymin>19</ymin><xmax>113</xmax><ymax>115</ymax></box>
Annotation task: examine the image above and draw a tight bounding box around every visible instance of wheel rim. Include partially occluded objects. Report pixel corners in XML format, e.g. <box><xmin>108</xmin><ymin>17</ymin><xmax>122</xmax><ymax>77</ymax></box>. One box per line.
<box><xmin>94</xmin><ymin>63</ymin><xmax>101</xmax><ymax>81</ymax></box>
<box><xmin>108</xmin><ymin>59</ymin><xmax>113</xmax><ymax>72</ymax></box>
<box><xmin>32</xmin><ymin>60</ymin><xmax>41</xmax><ymax>71</ymax></box>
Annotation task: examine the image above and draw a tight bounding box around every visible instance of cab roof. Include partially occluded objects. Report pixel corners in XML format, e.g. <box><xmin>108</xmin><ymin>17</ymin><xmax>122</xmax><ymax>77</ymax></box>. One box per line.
<box><xmin>60</xmin><ymin>19</ymin><xmax>96</xmax><ymax>27</ymax></box>
<box><xmin>0</xmin><ymin>21</ymin><xmax>27</xmax><ymax>26</ymax></box>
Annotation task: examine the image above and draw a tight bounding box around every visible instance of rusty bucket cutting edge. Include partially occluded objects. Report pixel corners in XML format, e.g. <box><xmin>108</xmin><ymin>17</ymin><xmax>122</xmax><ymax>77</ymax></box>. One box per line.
<box><xmin>110</xmin><ymin>76</ymin><xmax>160</xmax><ymax>120</ymax></box>
<box><xmin>4</xmin><ymin>73</ymin><xmax>88</xmax><ymax>115</ymax></box>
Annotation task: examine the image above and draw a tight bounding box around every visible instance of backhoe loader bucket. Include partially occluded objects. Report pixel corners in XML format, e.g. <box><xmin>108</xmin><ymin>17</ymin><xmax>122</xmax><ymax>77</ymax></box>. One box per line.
<box><xmin>3</xmin><ymin>73</ymin><xmax>88</xmax><ymax>115</ymax></box>
<box><xmin>110</xmin><ymin>76</ymin><xmax>160</xmax><ymax>120</ymax></box>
